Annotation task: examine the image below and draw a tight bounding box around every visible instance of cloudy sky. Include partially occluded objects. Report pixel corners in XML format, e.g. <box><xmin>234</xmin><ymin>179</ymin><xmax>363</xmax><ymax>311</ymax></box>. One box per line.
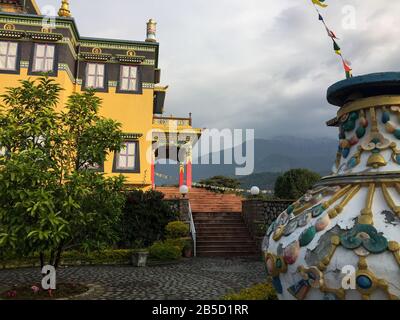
<box><xmin>36</xmin><ymin>0</ymin><xmax>400</xmax><ymax>139</ymax></box>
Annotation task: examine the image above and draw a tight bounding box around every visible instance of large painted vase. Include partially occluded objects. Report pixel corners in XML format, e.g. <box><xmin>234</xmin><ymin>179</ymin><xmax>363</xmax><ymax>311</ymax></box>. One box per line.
<box><xmin>263</xmin><ymin>73</ymin><xmax>400</xmax><ymax>300</ymax></box>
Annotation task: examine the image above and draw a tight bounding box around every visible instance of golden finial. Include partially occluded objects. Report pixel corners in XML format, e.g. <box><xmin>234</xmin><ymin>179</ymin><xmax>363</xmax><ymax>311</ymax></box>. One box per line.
<box><xmin>58</xmin><ymin>0</ymin><xmax>71</xmax><ymax>17</ymax></box>
<box><xmin>146</xmin><ymin>19</ymin><xmax>157</xmax><ymax>42</ymax></box>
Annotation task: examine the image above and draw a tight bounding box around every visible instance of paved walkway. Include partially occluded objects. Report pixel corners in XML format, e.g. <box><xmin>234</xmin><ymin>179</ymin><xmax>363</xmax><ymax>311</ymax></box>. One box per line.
<box><xmin>0</xmin><ymin>257</ymin><xmax>266</xmax><ymax>300</ymax></box>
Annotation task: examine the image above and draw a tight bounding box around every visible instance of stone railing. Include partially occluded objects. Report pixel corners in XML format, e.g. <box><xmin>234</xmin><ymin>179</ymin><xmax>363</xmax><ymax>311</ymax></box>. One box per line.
<box><xmin>242</xmin><ymin>199</ymin><xmax>294</xmax><ymax>251</ymax></box>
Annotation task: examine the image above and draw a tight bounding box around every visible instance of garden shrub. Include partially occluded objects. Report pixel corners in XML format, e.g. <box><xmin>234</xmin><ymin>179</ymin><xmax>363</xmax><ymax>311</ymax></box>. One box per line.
<box><xmin>165</xmin><ymin>221</ymin><xmax>189</xmax><ymax>239</ymax></box>
<box><xmin>61</xmin><ymin>249</ymin><xmax>134</xmax><ymax>264</ymax></box>
<box><xmin>165</xmin><ymin>237</ymin><xmax>192</xmax><ymax>252</ymax></box>
<box><xmin>222</xmin><ymin>283</ymin><xmax>278</xmax><ymax>300</ymax></box>
<box><xmin>119</xmin><ymin>190</ymin><xmax>178</xmax><ymax>247</ymax></box>
<box><xmin>149</xmin><ymin>241</ymin><xmax>181</xmax><ymax>261</ymax></box>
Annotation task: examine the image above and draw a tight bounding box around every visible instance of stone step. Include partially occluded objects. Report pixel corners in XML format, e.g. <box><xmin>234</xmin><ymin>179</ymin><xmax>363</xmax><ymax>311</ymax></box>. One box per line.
<box><xmin>196</xmin><ymin>226</ymin><xmax>249</xmax><ymax>231</ymax></box>
<box><xmin>197</xmin><ymin>247</ymin><xmax>257</xmax><ymax>253</ymax></box>
<box><xmin>195</xmin><ymin>235</ymin><xmax>252</xmax><ymax>241</ymax></box>
<box><xmin>194</xmin><ymin>220</ymin><xmax>244</xmax><ymax>224</ymax></box>
<box><xmin>197</xmin><ymin>251</ymin><xmax>260</xmax><ymax>257</ymax></box>
<box><xmin>193</xmin><ymin>213</ymin><xmax>242</xmax><ymax>217</ymax></box>
<box><xmin>196</xmin><ymin>231</ymin><xmax>250</xmax><ymax>237</ymax></box>
<box><xmin>194</xmin><ymin>221</ymin><xmax>245</xmax><ymax>225</ymax></box>
<box><xmin>195</xmin><ymin>222</ymin><xmax>246</xmax><ymax>228</ymax></box>
<box><xmin>197</xmin><ymin>240</ymin><xmax>256</xmax><ymax>245</ymax></box>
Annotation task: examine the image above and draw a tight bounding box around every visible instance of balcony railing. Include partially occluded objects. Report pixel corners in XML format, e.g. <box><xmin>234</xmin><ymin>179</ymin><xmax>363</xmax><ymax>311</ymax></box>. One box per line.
<box><xmin>153</xmin><ymin>114</ymin><xmax>192</xmax><ymax>127</ymax></box>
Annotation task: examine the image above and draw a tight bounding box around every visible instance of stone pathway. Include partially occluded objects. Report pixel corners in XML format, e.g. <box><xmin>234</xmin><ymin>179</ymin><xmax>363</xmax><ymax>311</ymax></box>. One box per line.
<box><xmin>0</xmin><ymin>257</ymin><xmax>266</xmax><ymax>300</ymax></box>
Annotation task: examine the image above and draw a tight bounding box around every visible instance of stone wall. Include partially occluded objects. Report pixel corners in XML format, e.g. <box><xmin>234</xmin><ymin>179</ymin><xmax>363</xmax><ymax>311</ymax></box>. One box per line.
<box><xmin>242</xmin><ymin>199</ymin><xmax>294</xmax><ymax>251</ymax></box>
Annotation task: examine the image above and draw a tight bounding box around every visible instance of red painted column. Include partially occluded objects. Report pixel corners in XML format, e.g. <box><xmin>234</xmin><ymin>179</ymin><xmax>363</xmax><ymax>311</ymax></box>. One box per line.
<box><xmin>186</xmin><ymin>160</ymin><xmax>192</xmax><ymax>189</ymax></box>
<box><xmin>179</xmin><ymin>163</ymin><xmax>185</xmax><ymax>187</ymax></box>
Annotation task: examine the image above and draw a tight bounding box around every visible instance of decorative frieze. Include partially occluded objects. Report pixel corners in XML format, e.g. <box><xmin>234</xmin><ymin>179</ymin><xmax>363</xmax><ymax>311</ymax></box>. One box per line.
<box><xmin>25</xmin><ymin>31</ymin><xmax>63</xmax><ymax>41</ymax></box>
<box><xmin>122</xmin><ymin>133</ymin><xmax>143</xmax><ymax>140</ymax></box>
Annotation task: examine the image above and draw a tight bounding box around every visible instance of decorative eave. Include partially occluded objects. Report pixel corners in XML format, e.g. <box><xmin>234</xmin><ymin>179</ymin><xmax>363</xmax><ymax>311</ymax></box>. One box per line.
<box><xmin>115</xmin><ymin>54</ymin><xmax>146</xmax><ymax>64</ymax></box>
<box><xmin>154</xmin><ymin>85</ymin><xmax>169</xmax><ymax>92</ymax></box>
<box><xmin>0</xmin><ymin>29</ymin><xmax>24</xmax><ymax>39</ymax></box>
<box><xmin>26</xmin><ymin>31</ymin><xmax>63</xmax><ymax>41</ymax></box>
<box><xmin>122</xmin><ymin>133</ymin><xmax>143</xmax><ymax>140</ymax></box>
<box><xmin>80</xmin><ymin>52</ymin><xmax>113</xmax><ymax>62</ymax></box>
<box><xmin>326</xmin><ymin>117</ymin><xmax>339</xmax><ymax>127</ymax></box>
<box><xmin>0</xmin><ymin>12</ymin><xmax>160</xmax><ymax>67</ymax></box>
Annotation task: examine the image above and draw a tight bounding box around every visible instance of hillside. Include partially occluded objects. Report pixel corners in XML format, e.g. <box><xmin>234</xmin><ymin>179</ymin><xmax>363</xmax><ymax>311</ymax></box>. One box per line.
<box><xmin>155</xmin><ymin>136</ymin><xmax>337</xmax><ymax>185</ymax></box>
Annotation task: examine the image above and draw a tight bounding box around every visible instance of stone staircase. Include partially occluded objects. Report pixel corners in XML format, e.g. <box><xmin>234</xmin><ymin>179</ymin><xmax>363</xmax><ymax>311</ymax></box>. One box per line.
<box><xmin>157</xmin><ymin>187</ymin><xmax>243</xmax><ymax>213</ymax></box>
<box><xmin>158</xmin><ymin>187</ymin><xmax>258</xmax><ymax>257</ymax></box>
<box><xmin>193</xmin><ymin>212</ymin><xmax>258</xmax><ymax>257</ymax></box>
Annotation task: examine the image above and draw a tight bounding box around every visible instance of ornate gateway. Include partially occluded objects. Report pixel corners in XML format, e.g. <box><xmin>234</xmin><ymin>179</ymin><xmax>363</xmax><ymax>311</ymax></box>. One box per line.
<box><xmin>263</xmin><ymin>72</ymin><xmax>400</xmax><ymax>300</ymax></box>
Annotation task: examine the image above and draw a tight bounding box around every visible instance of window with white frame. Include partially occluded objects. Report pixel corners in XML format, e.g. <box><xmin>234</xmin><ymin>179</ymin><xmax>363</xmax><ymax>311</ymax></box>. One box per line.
<box><xmin>0</xmin><ymin>41</ymin><xmax>18</xmax><ymax>71</ymax></box>
<box><xmin>116</xmin><ymin>141</ymin><xmax>137</xmax><ymax>171</ymax></box>
<box><xmin>33</xmin><ymin>43</ymin><xmax>55</xmax><ymax>72</ymax></box>
<box><xmin>120</xmin><ymin>65</ymin><xmax>138</xmax><ymax>91</ymax></box>
<box><xmin>86</xmin><ymin>63</ymin><xmax>105</xmax><ymax>89</ymax></box>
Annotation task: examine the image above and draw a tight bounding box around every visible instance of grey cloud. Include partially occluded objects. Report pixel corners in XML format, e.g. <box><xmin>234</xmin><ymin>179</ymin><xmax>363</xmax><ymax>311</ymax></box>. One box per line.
<box><xmin>36</xmin><ymin>0</ymin><xmax>398</xmax><ymax>139</ymax></box>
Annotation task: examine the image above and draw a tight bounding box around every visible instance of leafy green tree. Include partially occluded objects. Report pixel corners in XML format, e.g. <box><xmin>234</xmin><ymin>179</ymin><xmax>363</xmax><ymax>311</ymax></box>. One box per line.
<box><xmin>199</xmin><ymin>175</ymin><xmax>241</xmax><ymax>192</ymax></box>
<box><xmin>274</xmin><ymin>169</ymin><xmax>321</xmax><ymax>200</ymax></box>
<box><xmin>0</xmin><ymin>78</ymin><xmax>125</xmax><ymax>268</ymax></box>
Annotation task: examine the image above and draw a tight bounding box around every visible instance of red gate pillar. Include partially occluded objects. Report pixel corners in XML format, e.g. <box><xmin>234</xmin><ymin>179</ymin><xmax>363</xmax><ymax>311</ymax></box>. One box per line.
<box><xmin>186</xmin><ymin>148</ymin><xmax>192</xmax><ymax>189</ymax></box>
<box><xmin>179</xmin><ymin>162</ymin><xmax>185</xmax><ymax>187</ymax></box>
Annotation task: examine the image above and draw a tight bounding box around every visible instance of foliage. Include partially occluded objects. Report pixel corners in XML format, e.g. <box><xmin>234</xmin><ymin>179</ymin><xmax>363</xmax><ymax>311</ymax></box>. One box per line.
<box><xmin>149</xmin><ymin>241</ymin><xmax>182</xmax><ymax>261</ymax></box>
<box><xmin>238</xmin><ymin>172</ymin><xmax>282</xmax><ymax>191</ymax></box>
<box><xmin>119</xmin><ymin>189</ymin><xmax>178</xmax><ymax>248</ymax></box>
<box><xmin>0</xmin><ymin>78</ymin><xmax>125</xmax><ymax>268</ymax></box>
<box><xmin>165</xmin><ymin>221</ymin><xmax>189</xmax><ymax>239</ymax></box>
<box><xmin>1</xmin><ymin>249</ymin><xmax>155</xmax><ymax>269</ymax></box>
<box><xmin>222</xmin><ymin>283</ymin><xmax>278</xmax><ymax>300</ymax></box>
<box><xmin>183</xmin><ymin>238</ymin><xmax>193</xmax><ymax>250</ymax></box>
<box><xmin>61</xmin><ymin>249</ymin><xmax>134</xmax><ymax>264</ymax></box>
<box><xmin>198</xmin><ymin>175</ymin><xmax>241</xmax><ymax>193</ymax></box>
<box><xmin>165</xmin><ymin>237</ymin><xmax>192</xmax><ymax>252</ymax></box>
<box><xmin>274</xmin><ymin>169</ymin><xmax>321</xmax><ymax>200</ymax></box>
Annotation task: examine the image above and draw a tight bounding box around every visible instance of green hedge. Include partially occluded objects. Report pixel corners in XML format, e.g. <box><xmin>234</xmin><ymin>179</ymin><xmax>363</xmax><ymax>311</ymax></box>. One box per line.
<box><xmin>165</xmin><ymin>221</ymin><xmax>190</xmax><ymax>239</ymax></box>
<box><xmin>222</xmin><ymin>283</ymin><xmax>278</xmax><ymax>300</ymax></box>
<box><xmin>149</xmin><ymin>241</ymin><xmax>182</xmax><ymax>261</ymax></box>
<box><xmin>165</xmin><ymin>237</ymin><xmax>192</xmax><ymax>251</ymax></box>
<box><xmin>61</xmin><ymin>249</ymin><xmax>135</xmax><ymax>264</ymax></box>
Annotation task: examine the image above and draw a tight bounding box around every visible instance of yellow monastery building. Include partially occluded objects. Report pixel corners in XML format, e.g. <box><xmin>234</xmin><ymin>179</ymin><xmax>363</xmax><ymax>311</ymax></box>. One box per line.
<box><xmin>0</xmin><ymin>0</ymin><xmax>201</xmax><ymax>189</ymax></box>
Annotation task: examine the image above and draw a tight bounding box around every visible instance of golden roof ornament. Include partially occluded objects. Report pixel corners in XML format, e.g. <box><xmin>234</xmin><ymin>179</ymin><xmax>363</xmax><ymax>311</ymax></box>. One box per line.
<box><xmin>58</xmin><ymin>0</ymin><xmax>71</xmax><ymax>17</ymax></box>
<box><xmin>146</xmin><ymin>19</ymin><xmax>157</xmax><ymax>42</ymax></box>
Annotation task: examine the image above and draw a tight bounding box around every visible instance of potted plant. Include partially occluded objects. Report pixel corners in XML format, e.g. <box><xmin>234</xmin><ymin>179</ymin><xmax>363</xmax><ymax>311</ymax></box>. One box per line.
<box><xmin>183</xmin><ymin>240</ymin><xmax>193</xmax><ymax>258</ymax></box>
<box><xmin>131</xmin><ymin>249</ymin><xmax>149</xmax><ymax>267</ymax></box>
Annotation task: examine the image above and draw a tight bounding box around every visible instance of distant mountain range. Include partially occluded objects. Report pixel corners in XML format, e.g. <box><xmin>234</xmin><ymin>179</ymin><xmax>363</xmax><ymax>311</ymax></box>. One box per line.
<box><xmin>155</xmin><ymin>136</ymin><xmax>337</xmax><ymax>187</ymax></box>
